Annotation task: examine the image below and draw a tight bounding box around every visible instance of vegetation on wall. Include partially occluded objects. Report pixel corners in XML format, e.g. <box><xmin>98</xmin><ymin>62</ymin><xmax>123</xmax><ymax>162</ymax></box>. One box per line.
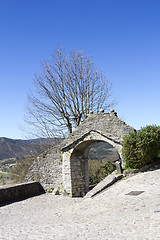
<box><xmin>122</xmin><ymin>125</ymin><xmax>160</xmax><ymax>169</ymax></box>
<box><xmin>88</xmin><ymin>142</ymin><xmax>118</xmax><ymax>187</ymax></box>
<box><xmin>88</xmin><ymin>160</ymin><xmax>116</xmax><ymax>186</ymax></box>
<box><xmin>10</xmin><ymin>154</ymin><xmax>39</xmax><ymax>183</ymax></box>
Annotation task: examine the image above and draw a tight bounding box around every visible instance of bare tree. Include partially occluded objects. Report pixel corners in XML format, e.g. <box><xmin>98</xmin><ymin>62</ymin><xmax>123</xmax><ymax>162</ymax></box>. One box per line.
<box><xmin>25</xmin><ymin>47</ymin><xmax>115</xmax><ymax>138</ymax></box>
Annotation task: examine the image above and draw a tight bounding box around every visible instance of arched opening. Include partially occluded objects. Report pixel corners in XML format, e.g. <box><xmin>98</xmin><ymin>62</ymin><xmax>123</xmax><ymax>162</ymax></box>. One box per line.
<box><xmin>88</xmin><ymin>142</ymin><xmax>119</xmax><ymax>189</ymax></box>
<box><xmin>70</xmin><ymin>139</ymin><xmax>120</xmax><ymax>197</ymax></box>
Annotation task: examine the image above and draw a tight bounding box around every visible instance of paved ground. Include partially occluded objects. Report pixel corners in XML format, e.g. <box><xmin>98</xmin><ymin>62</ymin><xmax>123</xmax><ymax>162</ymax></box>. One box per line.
<box><xmin>0</xmin><ymin>168</ymin><xmax>160</xmax><ymax>240</ymax></box>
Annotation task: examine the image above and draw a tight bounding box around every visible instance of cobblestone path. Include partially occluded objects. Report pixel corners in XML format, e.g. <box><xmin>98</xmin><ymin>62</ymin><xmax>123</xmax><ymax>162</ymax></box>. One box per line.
<box><xmin>1</xmin><ymin>169</ymin><xmax>160</xmax><ymax>240</ymax></box>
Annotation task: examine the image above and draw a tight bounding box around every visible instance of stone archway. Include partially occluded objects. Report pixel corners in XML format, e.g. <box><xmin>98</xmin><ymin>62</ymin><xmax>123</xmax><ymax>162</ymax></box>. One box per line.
<box><xmin>70</xmin><ymin>139</ymin><xmax>104</xmax><ymax>197</ymax></box>
<box><xmin>71</xmin><ymin>140</ymin><xmax>121</xmax><ymax>197</ymax></box>
<box><xmin>25</xmin><ymin>110</ymin><xmax>135</xmax><ymax>193</ymax></box>
<box><xmin>61</xmin><ymin>110</ymin><xmax>135</xmax><ymax>197</ymax></box>
<box><xmin>62</xmin><ymin>131</ymin><xmax>123</xmax><ymax>197</ymax></box>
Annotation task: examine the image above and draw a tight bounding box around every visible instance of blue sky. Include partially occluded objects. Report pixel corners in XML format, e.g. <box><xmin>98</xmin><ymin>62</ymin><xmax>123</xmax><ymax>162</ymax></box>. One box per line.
<box><xmin>0</xmin><ymin>0</ymin><xmax>160</xmax><ymax>139</ymax></box>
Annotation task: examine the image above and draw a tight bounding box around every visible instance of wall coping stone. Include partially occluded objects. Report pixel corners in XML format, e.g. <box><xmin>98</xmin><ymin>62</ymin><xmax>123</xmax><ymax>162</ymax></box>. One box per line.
<box><xmin>0</xmin><ymin>181</ymin><xmax>45</xmax><ymax>205</ymax></box>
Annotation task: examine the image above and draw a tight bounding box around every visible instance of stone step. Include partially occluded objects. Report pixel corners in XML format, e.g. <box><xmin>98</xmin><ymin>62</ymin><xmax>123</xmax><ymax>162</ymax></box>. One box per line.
<box><xmin>84</xmin><ymin>173</ymin><xmax>123</xmax><ymax>198</ymax></box>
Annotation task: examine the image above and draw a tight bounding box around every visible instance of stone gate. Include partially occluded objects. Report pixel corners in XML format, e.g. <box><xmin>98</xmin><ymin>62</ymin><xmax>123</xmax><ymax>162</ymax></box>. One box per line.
<box><xmin>61</xmin><ymin>110</ymin><xmax>135</xmax><ymax>197</ymax></box>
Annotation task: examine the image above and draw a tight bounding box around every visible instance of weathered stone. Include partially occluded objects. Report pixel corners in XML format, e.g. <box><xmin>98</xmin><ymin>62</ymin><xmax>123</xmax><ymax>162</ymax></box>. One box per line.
<box><xmin>25</xmin><ymin>111</ymin><xmax>135</xmax><ymax>197</ymax></box>
<box><xmin>52</xmin><ymin>188</ymin><xmax>59</xmax><ymax>195</ymax></box>
<box><xmin>24</xmin><ymin>145</ymin><xmax>63</xmax><ymax>192</ymax></box>
<box><xmin>84</xmin><ymin>173</ymin><xmax>123</xmax><ymax>198</ymax></box>
<box><xmin>0</xmin><ymin>182</ymin><xmax>45</xmax><ymax>205</ymax></box>
<box><xmin>61</xmin><ymin>111</ymin><xmax>134</xmax><ymax>197</ymax></box>
<box><xmin>114</xmin><ymin>161</ymin><xmax>123</xmax><ymax>174</ymax></box>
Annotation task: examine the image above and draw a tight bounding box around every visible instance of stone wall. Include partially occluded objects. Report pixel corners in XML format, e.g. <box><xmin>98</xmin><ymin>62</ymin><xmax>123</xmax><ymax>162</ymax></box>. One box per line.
<box><xmin>24</xmin><ymin>146</ymin><xmax>63</xmax><ymax>192</ymax></box>
<box><xmin>25</xmin><ymin>110</ymin><xmax>135</xmax><ymax>196</ymax></box>
<box><xmin>62</xmin><ymin>110</ymin><xmax>135</xmax><ymax>152</ymax></box>
<box><xmin>0</xmin><ymin>181</ymin><xmax>45</xmax><ymax>205</ymax></box>
<box><xmin>61</xmin><ymin>110</ymin><xmax>135</xmax><ymax>197</ymax></box>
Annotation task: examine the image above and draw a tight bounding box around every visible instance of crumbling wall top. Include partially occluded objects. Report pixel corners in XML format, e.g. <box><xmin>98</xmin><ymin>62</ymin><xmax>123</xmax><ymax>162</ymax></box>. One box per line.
<box><xmin>61</xmin><ymin>110</ymin><xmax>135</xmax><ymax>150</ymax></box>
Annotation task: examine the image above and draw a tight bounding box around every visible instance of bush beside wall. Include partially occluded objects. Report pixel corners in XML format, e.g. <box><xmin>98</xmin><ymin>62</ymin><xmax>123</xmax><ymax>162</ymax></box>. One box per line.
<box><xmin>122</xmin><ymin>125</ymin><xmax>160</xmax><ymax>169</ymax></box>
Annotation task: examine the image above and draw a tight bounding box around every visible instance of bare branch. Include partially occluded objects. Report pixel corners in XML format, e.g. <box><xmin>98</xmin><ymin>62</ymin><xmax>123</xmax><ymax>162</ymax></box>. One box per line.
<box><xmin>25</xmin><ymin>47</ymin><xmax>116</xmax><ymax>138</ymax></box>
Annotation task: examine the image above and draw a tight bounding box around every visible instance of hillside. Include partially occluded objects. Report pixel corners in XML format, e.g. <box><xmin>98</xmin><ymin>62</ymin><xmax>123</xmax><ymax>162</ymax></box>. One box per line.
<box><xmin>0</xmin><ymin>137</ymin><xmax>60</xmax><ymax>160</ymax></box>
<box><xmin>0</xmin><ymin>137</ymin><xmax>63</xmax><ymax>185</ymax></box>
<box><xmin>88</xmin><ymin>142</ymin><xmax>119</xmax><ymax>163</ymax></box>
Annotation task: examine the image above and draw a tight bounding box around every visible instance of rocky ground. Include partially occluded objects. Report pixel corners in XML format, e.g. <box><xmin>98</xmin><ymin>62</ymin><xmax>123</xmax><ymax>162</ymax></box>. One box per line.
<box><xmin>0</xmin><ymin>167</ymin><xmax>160</xmax><ymax>240</ymax></box>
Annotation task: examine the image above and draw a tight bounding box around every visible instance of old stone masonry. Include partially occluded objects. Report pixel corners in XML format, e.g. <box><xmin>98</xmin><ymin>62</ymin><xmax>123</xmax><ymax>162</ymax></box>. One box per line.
<box><xmin>25</xmin><ymin>110</ymin><xmax>135</xmax><ymax>197</ymax></box>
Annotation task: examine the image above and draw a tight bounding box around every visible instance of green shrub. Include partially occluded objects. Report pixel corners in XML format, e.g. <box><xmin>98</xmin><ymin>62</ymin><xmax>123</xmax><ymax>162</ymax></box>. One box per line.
<box><xmin>122</xmin><ymin>125</ymin><xmax>160</xmax><ymax>169</ymax></box>
<box><xmin>89</xmin><ymin>161</ymin><xmax>116</xmax><ymax>186</ymax></box>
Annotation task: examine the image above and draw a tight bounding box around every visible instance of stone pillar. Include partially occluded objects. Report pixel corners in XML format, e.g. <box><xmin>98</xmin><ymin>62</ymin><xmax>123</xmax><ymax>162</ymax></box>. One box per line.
<box><xmin>71</xmin><ymin>156</ymin><xmax>86</xmax><ymax>197</ymax></box>
<box><xmin>114</xmin><ymin>161</ymin><xmax>123</xmax><ymax>173</ymax></box>
<box><xmin>62</xmin><ymin>152</ymin><xmax>72</xmax><ymax>196</ymax></box>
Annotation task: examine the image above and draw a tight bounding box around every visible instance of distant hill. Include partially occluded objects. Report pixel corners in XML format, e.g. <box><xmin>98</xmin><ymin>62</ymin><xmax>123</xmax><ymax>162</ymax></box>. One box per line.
<box><xmin>0</xmin><ymin>137</ymin><xmax>119</xmax><ymax>162</ymax></box>
<box><xmin>0</xmin><ymin>137</ymin><xmax>62</xmax><ymax>160</ymax></box>
<box><xmin>88</xmin><ymin>142</ymin><xmax>119</xmax><ymax>163</ymax></box>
